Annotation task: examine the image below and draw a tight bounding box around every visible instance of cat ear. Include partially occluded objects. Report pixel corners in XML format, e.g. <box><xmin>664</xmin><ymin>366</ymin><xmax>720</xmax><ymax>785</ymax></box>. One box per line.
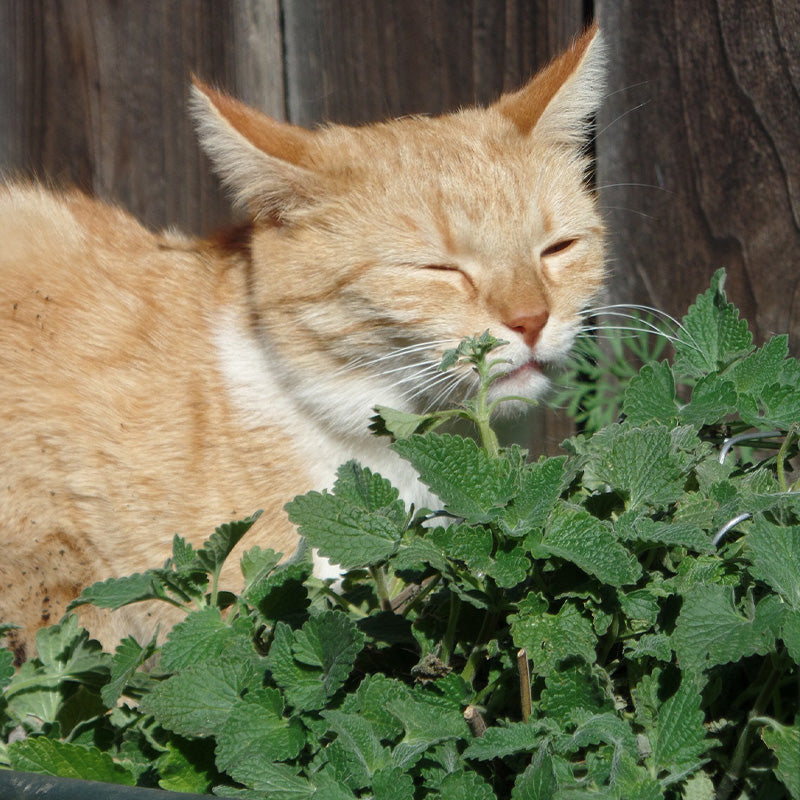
<box><xmin>494</xmin><ymin>23</ymin><xmax>605</xmax><ymax>145</ymax></box>
<box><xmin>190</xmin><ymin>78</ymin><xmax>318</xmax><ymax>220</ymax></box>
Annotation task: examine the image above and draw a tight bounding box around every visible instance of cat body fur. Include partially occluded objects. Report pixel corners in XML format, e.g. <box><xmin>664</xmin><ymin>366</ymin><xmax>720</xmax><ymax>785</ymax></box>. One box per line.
<box><xmin>0</xmin><ymin>26</ymin><xmax>606</xmax><ymax>660</ymax></box>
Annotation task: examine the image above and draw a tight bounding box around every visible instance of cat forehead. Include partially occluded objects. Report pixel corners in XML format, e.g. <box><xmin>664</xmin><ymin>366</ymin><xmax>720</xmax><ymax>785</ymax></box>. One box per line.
<box><xmin>311</xmin><ymin>108</ymin><xmax>535</xmax><ymax>174</ymax></box>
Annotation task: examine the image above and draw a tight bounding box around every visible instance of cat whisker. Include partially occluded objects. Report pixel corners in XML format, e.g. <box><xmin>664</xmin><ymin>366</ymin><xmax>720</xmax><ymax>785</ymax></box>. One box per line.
<box><xmin>337</xmin><ymin>339</ymin><xmax>457</xmax><ymax>375</ymax></box>
<box><xmin>588</xmin><ymin>303</ymin><xmax>703</xmax><ymax>352</ymax></box>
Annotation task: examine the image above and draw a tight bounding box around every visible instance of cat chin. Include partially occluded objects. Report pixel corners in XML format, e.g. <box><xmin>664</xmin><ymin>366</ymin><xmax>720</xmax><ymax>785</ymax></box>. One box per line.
<box><xmin>486</xmin><ymin>361</ymin><xmax>551</xmax><ymax>411</ymax></box>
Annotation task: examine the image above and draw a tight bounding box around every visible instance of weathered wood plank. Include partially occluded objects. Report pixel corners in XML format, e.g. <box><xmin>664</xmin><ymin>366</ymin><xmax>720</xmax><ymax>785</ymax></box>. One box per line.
<box><xmin>0</xmin><ymin>0</ymin><xmax>241</xmax><ymax>234</ymax></box>
<box><xmin>282</xmin><ymin>0</ymin><xmax>587</xmax><ymax>124</ymax></box>
<box><xmin>597</xmin><ymin>0</ymin><xmax>800</xmax><ymax>350</ymax></box>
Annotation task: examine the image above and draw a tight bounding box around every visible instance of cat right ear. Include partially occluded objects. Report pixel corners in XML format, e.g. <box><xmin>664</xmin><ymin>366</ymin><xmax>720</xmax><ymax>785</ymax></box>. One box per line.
<box><xmin>190</xmin><ymin>78</ymin><xmax>319</xmax><ymax>221</ymax></box>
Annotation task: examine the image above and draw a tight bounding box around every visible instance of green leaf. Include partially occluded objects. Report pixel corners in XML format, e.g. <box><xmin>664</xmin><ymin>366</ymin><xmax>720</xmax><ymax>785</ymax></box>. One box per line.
<box><xmin>761</xmin><ymin>721</ymin><xmax>800</xmax><ymax>799</ymax></box>
<box><xmin>322</xmin><ymin>710</ymin><xmax>392</xmax><ymax>789</ymax></box>
<box><xmin>392</xmin><ymin>434</ymin><xmax>515</xmax><ymax>522</ymax></box>
<box><xmin>0</xmin><ymin>647</ymin><xmax>14</xmax><ymax>689</ymax></box>
<box><xmin>215</xmin><ymin>688</ymin><xmax>306</xmax><ymax>785</ymax></box>
<box><xmin>510</xmin><ymin>596</ymin><xmax>597</xmax><ymax>676</ymax></box>
<box><xmin>673</xmin><ymin>268</ymin><xmax>753</xmax><ymax>378</ymax></box>
<box><xmin>534</xmin><ymin>504</ymin><xmax>641</xmax><ymax>587</ymax></box>
<box><xmin>8</xmin><ymin>738</ymin><xmax>135</xmax><ymax>785</ymax></box>
<box><xmin>268</xmin><ymin>612</ymin><xmax>364</xmax><ymax>711</ymax></box>
<box><xmin>511</xmin><ymin>747</ymin><xmax>557</xmax><ymax>800</ymax></box>
<box><xmin>672</xmin><ymin>584</ymin><xmax>781</xmax><ymax>674</ymax></box>
<box><xmin>140</xmin><ymin>656</ymin><xmax>257</xmax><ymax>738</ymax></box>
<box><xmin>506</xmin><ymin>456</ymin><xmax>569</xmax><ymax>533</ymax></box>
<box><xmin>745</xmin><ymin>520</ymin><xmax>800</xmax><ymax>608</ymax></box>
<box><xmin>70</xmin><ymin>571</ymin><xmax>164</xmax><ymax>610</ymax></box>
<box><xmin>648</xmin><ymin>678</ymin><xmax>706</xmax><ymax>783</ymax></box>
<box><xmin>156</xmin><ymin>738</ymin><xmax>215</xmax><ymax>794</ymax></box>
<box><xmin>331</xmin><ymin>461</ymin><xmax>401</xmax><ymax>512</ymax></box>
<box><xmin>731</xmin><ymin>335</ymin><xmax>789</xmax><ymax>394</ymax></box>
<box><xmin>780</xmin><ymin>609</ymin><xmax>800</xmax><ymax>662</ymax></box>
<box><xmin>372</xmin><ymin>766</ymin><xmax>415</xmax><ymax>800</ymax></box>
<box><xmin>285</xmin><ymin>489</ymin><xmax>405</xmax><ymax>570</ymax></box>
<box><xmin>241</xmin><ymin>546</ymin><xmax>283</xmax><ymax>594</ymax></box>
<box><xmin>539</xmin><ymin>663</ymin><xmax>613</xmax><ymax>725</ymax></box>
<box><xmin>463</xmin><ymin>721</ymin><xmax>556</xmax><ymax>760</ymax></box>
<box><xmin>623</xmin><ymin>360</ymin><xmax>679</xmax><ymax>426</ymax></box>
<box><xmin>159</xmin><ymin>606</ymin><xmax>244</xmax><ymax>673</ymax></box>
<box><xmin>679</xmin><ymin>375</ymin><xmax>737</xmax><ymax>427</ymax></box>
<box><xmin>433</xmin><ymin>769</ymin><xmax>497</xmax><ymax>800</ymax></box>
<box><xmin>371</xmin><ymin>405</ymin><xmax>444</xmax><ymax>439</ymax></box>
<box><xmin>101</xmin><ymin>635</ymin><xmax>156</xmax><ymax>707</ymax></box>
<box><xmin>195</xmin><ymin>512</ymin><xmax>262</xmax><ymax>574</ymax></box>
<box><xmin>588</xmin><ymin>425</ymin><xmax>687</xmax><ymax>511</ymax></box>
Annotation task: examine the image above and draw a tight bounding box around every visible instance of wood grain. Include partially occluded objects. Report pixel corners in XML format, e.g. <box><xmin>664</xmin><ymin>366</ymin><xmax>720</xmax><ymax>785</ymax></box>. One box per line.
<box><xmin>597</xmin><ymin>0</ymin><xmax>800</xmax><ymax>351</ymax></box>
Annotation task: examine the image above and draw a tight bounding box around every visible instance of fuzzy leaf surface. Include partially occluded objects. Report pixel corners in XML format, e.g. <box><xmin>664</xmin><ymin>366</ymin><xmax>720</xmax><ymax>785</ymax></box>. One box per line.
<box><xmin>8</xmin><ymin>738</ymin><xmax>135</xmax><ymax>785</ymax></box>
<box><xmin>392</xmin><ymin>434</ymin><xmax>515</xmax><ymax>522</ymax></box>
<box><xmin>534</xmin><ymin>504</ymin><xmax>641</xmax><ymax>586</ymax></box>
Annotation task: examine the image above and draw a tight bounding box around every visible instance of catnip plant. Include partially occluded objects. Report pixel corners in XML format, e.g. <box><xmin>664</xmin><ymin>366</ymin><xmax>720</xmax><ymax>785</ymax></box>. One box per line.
<box><xmin>1</xmin><ymin>270</ymin><xmax>798</xmax><ymax>800</ymax></box>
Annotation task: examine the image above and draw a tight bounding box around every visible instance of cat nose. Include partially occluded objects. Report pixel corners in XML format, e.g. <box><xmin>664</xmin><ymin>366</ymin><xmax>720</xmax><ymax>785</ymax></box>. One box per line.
<box><xmin>506</xmin><ymin>311</ymin><xmax>549</xmax><ymax>348</ymax></box>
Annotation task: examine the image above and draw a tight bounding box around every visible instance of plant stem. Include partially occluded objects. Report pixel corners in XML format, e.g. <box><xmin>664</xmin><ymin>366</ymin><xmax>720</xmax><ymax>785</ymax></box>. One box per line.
<box><xmin>715</xmin><ymin>653</ymin><xmax>787</xmax><ymax>800</ymax></box>
<box><xmin>461</xmin><ymin>611</ymin><xmax>498</xmax><ymax>683</ymax></box>
<box><xmin>517</xmin><ymin>648</ymin><xmax>532</xmax><ymax>723</ymax></box>
<box><xmin>441</xmin><ymin>594</ymin><xmax>461</xmax><ymax>666</ymax></box>
<box><xmin>369</xmin><ymin>566</ymin><xmax>393</xmax><ymax>612</ymax></box>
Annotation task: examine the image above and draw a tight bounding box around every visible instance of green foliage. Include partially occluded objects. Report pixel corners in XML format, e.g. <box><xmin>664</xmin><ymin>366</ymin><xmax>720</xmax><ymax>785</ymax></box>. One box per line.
<box><xmin>2</xmin><ymin>270</ymin><xmax>799</xmax><ymax>798</ymax></box>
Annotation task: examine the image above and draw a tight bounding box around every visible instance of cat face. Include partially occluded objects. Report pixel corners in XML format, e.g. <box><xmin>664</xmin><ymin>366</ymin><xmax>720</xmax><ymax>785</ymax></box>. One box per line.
<box><xmin>195</xmin><ymin>26</ymin><xmax>605</xmax><ymax>432</ymax></box>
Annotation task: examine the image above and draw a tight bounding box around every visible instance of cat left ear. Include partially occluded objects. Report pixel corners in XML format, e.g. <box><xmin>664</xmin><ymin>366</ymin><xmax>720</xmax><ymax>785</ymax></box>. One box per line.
<box><xmin>494</xmin><ymin>23</ymin><xmax>605</xmax><ymax>145</ymax></box>
<box><xmin>190</xmin><ymin>78</ymin><xmax>320</xmax><ymax>220</ymax></box>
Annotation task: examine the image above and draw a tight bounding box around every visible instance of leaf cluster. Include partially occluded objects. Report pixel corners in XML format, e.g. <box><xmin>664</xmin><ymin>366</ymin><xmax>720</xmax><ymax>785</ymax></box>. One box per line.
<box><xmin>1</xmin><ymin>270</ymin><xmax>799</xmax><ymax>799</ymax></box>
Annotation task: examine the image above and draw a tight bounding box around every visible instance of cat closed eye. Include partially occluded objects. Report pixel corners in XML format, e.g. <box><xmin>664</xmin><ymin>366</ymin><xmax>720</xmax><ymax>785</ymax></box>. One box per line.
<box><xmin>541</xmin><ymin>238</ymin><xmax>578</xmax><ymax>258</ymax></box>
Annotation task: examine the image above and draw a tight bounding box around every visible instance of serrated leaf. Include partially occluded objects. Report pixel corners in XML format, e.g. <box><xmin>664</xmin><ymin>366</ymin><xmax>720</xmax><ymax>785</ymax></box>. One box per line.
<box><xmin>781</xmin><ymin>609</ymin><xmax>800</xmax><ymax>662</ymax></box>
<box><xmin>70</xmin><ymin>571</ymin><xmax>164</xmax><ymax>610</ymax></box>
<box><xmin>372</xmin><ymin>766</ymin><xmax>415</xmax><ymax>800</ymax></box>
<box><xmin>745</xmin><ymin>520</ymin><xmax>800</xmax><ymax>608</ymax></box>
<box><xmin>156</xmin><ymin>738</ymin><xmax>215</xmax><ymax>794</ymax></box>
<box><xmin>195</xmin><ymin>512</ymin><xmax>262</xmax><ymax>574</ymax></box>
<box><xmin>617</xmin><ymin>514</ymin><xmax>713</xmax><ymax>553</ymax></box>
<box><xmin>101</xmin><ymin>635</ymin><xmax>156</xmax><ymax>707</ymax></box>
<box><xmin>333</xmin><ymin>461</ymin><xmax>401</xmax><ymax>511</ymax></box>
<box><xmin>730</xmin><ymin>335</ymin><xmax>789</xmax><ymax>394</ymax></box>
<box><xmin>487</xmin><ymin>545</ymin><xmax>530</xmax><ymax>588</ymax></box>
<box><xmin>761</xmin><ymin>721</ymin><xmax>800</xmax><ymax>799</ymax></box>
<box><xmin>322</xmin><ymin>710</ymin><xmax>392</xmax><ymax>789</ymax></box>
<box><xmin>285</xmin><ymin>491</ymin><xmax>404</xmax><ymax>570</ymax></box>
<box><xmin>241</xmin><ymin>546</ymin><xmax>282</xmax><ymax>592</ymax></box>
<box><xmin>589</xmin><ymin>425</ymin><xmax>687</xmax><ymax>511</ymax></box>
<box><xmin>674</xmin><ymin>269</ymin><xmax>753</xmax><ymax>378</ymax></box>
<box><xmin>392</xmin><ymin>434</ymin><xmax>515</xmax><ymax>522</ymax></box>
<box><xmin>220</xmin><ymin>760</ymin><xmax>313</xmax><ymax>798</ymax></box>
<box><xmin>624</xmin><ymin>633</ymin><xmax>673</xmax><ymax>662</ymax></box>
<box><xmin>463</xmin><ymin>721</ymin><xmax>556</xmax><ymax>760</ymax></box>
<box><xmin>649</xmin><ymin>678</ymin><xmax>706</xmax><ymax>783</ymax></box>
<box><xmin>511</xmin><ymin>746</ymin><xmax>557</xmax><ymax>800</ymax></box>
<box><xmin>672</xmin><ymin>584</ymin><xmax>780</xmax><ymax>674</ymax></box>
<box><xmin>140</xmin><ymin>656</ymin><xmax>256</xmax><ymax>737</ymax></box>
<box><xmin>506</xmin><ymin>456</ymin><xmax>569</xmax><ymax>533</ymax></box>
<box><xmin>268</xmin><ymin>612</ymin><xmax>364</xmax><ymax>711</ymax></box>
<box><xmin>510</xmin><ymin>595</ymin><xmax>597</xmax><ymax>675</ymax></box>
<box><xmin>434</xmin><ymin>769</ymin><xmax>497</xmax><ymax>800</ymax></box>
<box><xmin>159</xmin><ymin>606</ymin><xmax>247</xmax><ymax>673</ymax></box>
<box><xmin>371</xmin><ymin>405</ymin><xmax>443</xmax><ymax>439</ymax></box>
<box><xmin>539</xmin><ymin>663</ymin><xmax>613</xmax><ymax>725</ymax></box>
<box><xmin>33</xmin><ymin>614</ymin><xmax>108</xmax><ymax>678</ymax></box>
<box><xmin>215</xmin><ymin>688</ymin><xmax>305</xmax><ymax>786</ymax></box>
<box><xmin>679</xmin><ymin>375</ymin><xmax>737</xmax><ymax>427</ymax></box>
<box><xmin>8</xmin><ymin>737</ymin><xmax>135</xmax><ymax>785</ymax></box>
<box><xmin>535</xmin><ymin>505</ymin><xmax>641</xmax><ymax>587</ymax></box>
<box><xmin>623</xmin><ymin>360</ymin><xmax>679</xmax><ymax>426</ymax></box>
<box><xmin>0</xmin><ymin>647</ymin><xmax>14</xmax><ymax>689</ymax></box>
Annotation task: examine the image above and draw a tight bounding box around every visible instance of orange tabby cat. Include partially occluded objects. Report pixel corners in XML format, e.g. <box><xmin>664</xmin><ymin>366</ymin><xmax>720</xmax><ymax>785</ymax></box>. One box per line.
<box><xmin>0</xmin><ymin>26</ymin><xmax>605</xmax><ymax>660</ymax></box>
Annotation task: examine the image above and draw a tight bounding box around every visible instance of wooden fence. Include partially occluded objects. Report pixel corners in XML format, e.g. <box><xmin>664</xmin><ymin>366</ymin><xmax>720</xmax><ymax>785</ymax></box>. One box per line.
<box><xmin>1</xmin><ymin>1</ymin><xmax>798</xmax><ymax>451</ymax></box>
